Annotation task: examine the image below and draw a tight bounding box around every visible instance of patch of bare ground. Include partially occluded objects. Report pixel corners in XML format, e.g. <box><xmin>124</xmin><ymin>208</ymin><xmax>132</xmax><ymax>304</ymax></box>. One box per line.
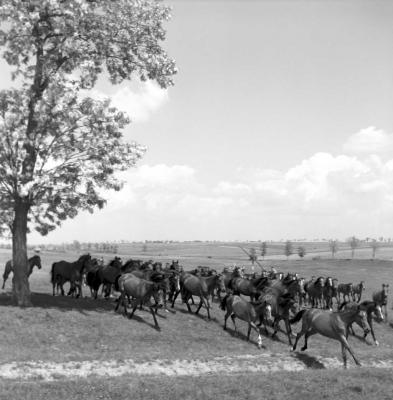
<box><xmin>1</xmin><ymin>353</ymin><xmax>393</xmax><ymax>382</ymax></box>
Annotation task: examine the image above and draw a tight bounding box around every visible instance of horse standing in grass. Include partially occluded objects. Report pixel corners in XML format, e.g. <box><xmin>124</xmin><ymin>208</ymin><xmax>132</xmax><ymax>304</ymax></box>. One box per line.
<box><xmin>339</xmin><ymin>300</ymin><xmax>384</xmax><ymax>346</ymax></box>
<box><xmin>2</xmin><ymin>255</ymin><xmax>42</xmax><ymax>289</ymax></box>
<box><xmin>290</xmin><ymin>306</ymin><xmax>370</xmax><ymax>368</ymax></box>
<box><xmin>97</xmin><ymin>257</ymin><xmax>123</xmax><ymax>298</ymax></box>
<box><xmin>337</xmin><ymin>282</ymin><xmax>353</xmax><ymax>304</ymax></box>
<box><xmin>372</xmin><ymin>284</ymin><xmax>389</xmax><ymax>320</ymax></box>
<box><xmin>305</xmin><ymin>277</ymin><xmax>325</xmax><ymax>308</ymax></box>
<box><xmin>352</xmin><ymin>281</ymin><xmax>366</xmax><ymax>302</ymax></box>
<box><xmin>51</xmin><ymin>254</ymin><xmax>92</xmax><ymax>297</ymax></box>
<box><xmin>115</xmin><ymin>273</ymin><xmax>165</xmax><ymax>330</ymax></box>
<box><xmin>220</xmin><ymin>294</ymin><xmax>273</xmax><ymax>348</ymax></box>
<box><xmin>323</xmin><ymin>277</ymin><xmax>335</xmax><ymax>310</ymax></box>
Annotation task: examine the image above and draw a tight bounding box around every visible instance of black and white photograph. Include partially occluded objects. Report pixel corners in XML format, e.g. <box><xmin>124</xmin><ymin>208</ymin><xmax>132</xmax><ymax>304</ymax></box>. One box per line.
<box><xmin>0</xmin><ymin>0</ymin><xmax>392</xmax><ymax>398</ymax></box>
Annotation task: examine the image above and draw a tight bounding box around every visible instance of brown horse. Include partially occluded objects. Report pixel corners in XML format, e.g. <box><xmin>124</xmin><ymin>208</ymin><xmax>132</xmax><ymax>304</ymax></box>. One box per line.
<box><xmin>221</xmin><ymin>294</ymin><xmax>272</xmax><ymax>348</ymax></box>
<box><xmin>97</xmin><ymin>257</ymin><xmax>123</xmax><ymax>298</ymax></box>
<box><xmin>2</xmin><ymin>255</ymin><xmax>42</xmax><ymax>289</ymax></box>
<box><xmin>352</xmin><ymin>281</ymin><xmax>366</xmax><ymax>302</ymax></box>
<box><xmin>339</xmin><ymin>300</ymin><xmax>384</xmax><ymax>346</ymax></box>
<box><xmin>290</xmin><ymin>306</ymin><xmax>370</xmax><ymax>368</ymax></box>
<box><xmin>305</xmin><ymin>277</ymin><xmax>325</xmax><ymax>308</ymax></box>
<box><xmin>171</xmin><ymin>272</ymin><xmax>212</xmax><ymax>319</ymax></box>
<box><xmin>372</xmin><ymin>284</ymin><xmax>389</xmax><ymax>320</ymax></box>
<box><xmin>51</xmin><ymin>254</ymin><xmax>92</xmax><ymax>297</ymax></box>
<box><xmin>337</xmin><ymin>282</ymin><xmax>353</xmax><ymax>303</ymax></box>
<box><xmin>115</xmin><ymin>273</ymin><xmax>165</xmax><ymax>330</ymax></box>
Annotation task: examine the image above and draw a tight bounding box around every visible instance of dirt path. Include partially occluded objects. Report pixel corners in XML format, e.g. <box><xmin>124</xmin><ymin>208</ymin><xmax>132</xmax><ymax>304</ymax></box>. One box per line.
<box><xmin>1</xmin><ymin>353</ymin><xmax>393</xmax><ymax>381</ymax></box>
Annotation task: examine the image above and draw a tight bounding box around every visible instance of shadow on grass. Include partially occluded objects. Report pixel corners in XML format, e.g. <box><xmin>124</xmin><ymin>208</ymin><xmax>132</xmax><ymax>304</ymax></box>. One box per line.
<box><xmin>291</xmin><ymin>352</ymin><xmax>326</xmax><ymax>369</ymax></box>
<box><xmin>0</xmin><ymin>291</ymin><xmax>116</xmax><ymax>314</ymax></box>
<box><xmin>223</xmin><ymin>326</ymin><xmax>267</xmax><ymax>349</ymax></box>
<box><xmin>173</xmin><ymin>304</ymin><xmax>219</xmax><ymax>323</ymax></box>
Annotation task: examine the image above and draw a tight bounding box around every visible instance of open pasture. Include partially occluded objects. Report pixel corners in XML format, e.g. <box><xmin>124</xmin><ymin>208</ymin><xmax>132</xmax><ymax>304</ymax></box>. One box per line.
<box><xmin>0</xmin><ymin>244</ymin><xmax>393</xmax><ymax>398</ymax></box>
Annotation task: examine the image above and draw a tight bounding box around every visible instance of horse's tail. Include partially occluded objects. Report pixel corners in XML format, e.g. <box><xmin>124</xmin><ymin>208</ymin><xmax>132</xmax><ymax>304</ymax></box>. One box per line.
<box><xmin>50</xmin><ymin>263</ymin><xmax>56</xmax><ymax>284</ymax></box>
<box><xmin>289</xmin><ymin>309</ymin><xmax>306</xmax><ymax>324</ymax></box>
<box><xmin>338</xmin><ymin>301</ymin><xmax>348</xmax><ymax>311</ymax></box>
<box><xmin>220</xmin><ymin>293</ymin><xmax>229</xmax><ymax>311</ymax></box>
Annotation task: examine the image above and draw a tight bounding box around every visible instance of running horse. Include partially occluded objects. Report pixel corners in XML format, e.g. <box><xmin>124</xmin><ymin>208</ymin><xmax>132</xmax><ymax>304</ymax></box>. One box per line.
<box><xmin>372</xmin><ymin>284</ymin><xmax>389</xmax><ymax>320</ymax></box>
<box><xmin>51</xmin><ymin>254</ymin><xmax>92</xmax><ymax>297</ymax></box>
<box><xmin>305</xmin><ymin>277</ymin><xmax>325</xmax><ymax>308</ymax></box>
<box><xmin>290</xmin><ymin>306</ymin><xmax>370</xmax><ymax>368</ymax></box>
<box><xmin>339</xmin><ymin>300</ymin><xmax>384</xmax><ymax>346</ymax></box>
<box><xmin>171</xmin><ymin>272</ymin><xmax>212</xmax><ymax>319</ymax></box>
<box><xmin>352</xmin><ymin>281</ymin><xmax>366</xmax><ymax>302</ymax></box>
<box><xmin>221</xmin><ymin>294</ymin><xmax>273</xmax><ymax>348</ymax></box>
<box><xmin>115</xmin><ymin>272</ymin><xmax>165</xmax><ymax>330</ymax></box>
<box><xmin>2</xmin><ymin>255</ymin><xmax>42</xmax><ymax>289</ymax></box>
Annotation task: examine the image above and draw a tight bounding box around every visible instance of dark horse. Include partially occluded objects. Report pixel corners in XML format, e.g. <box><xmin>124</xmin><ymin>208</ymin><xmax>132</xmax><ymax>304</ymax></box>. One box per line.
<box><xmin>171</xmin><ymin>272</ymin><xmax>212</xmax><ymax>319</ymax></box>
<box><xmin>221</xmin><ymin>294</ymin><xmax>272</xmax><ymax>348</ymax></box>
<box><xmin>51</xmin><ymin>254</ymin><xmax>92</xmax><ymax>298</ymax></box>
<box><xmin>372</xmin><ymin>284</ymin><xmax>389</xmax><ymax>320</ymax></box>
<box><xmin>2</xmin><ymin>255</ymin><xmax>42</xmax><ymax>289</ymax></box>
<box><xmin>339</xmin><ymin>300</ymin><xmax>384</xmax><ymax>346</ymax></box>
<box><xmin>290</xmin><ymin>306</ymin><xmax>370</xmax><ymax>368</ymax></box>
<box><xmin>115</xmin><ymin>272</ymin><xmax>165</xmax><ymax>330</ymax></box>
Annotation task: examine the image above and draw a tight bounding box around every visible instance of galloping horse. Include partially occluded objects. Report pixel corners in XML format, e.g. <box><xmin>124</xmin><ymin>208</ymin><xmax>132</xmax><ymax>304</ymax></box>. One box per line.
<box><xmin>171</xmin><ymin>272</ymin><xmax>212</xmax><ymax>319</ymax></box>
<box><xmin>352</xmin><ymin>281</ymin><xmax>366</xmax><ymax>302</ymax></box>
<box><xmin>339</xmin><ymin>300</ymin><xmax>384</xmax><ymax>346</ymax></box>
<box><xmin>290</xmin><ymin>306</ymin><xmax>370</xmax><ymax>368</ymax></box>
<box><xmin>228</xmin><ymin>275</ymin><xmax>269</xmax><ymax>301</ymax></box>
<box><xmin>2</xmin><ymin>255</ymin><xmax>42</xmax><ymax>289</ymax></box>
<box><xmin>221</xmin><ymin>294</ymin><xmax>272</xmax><ymax>348</ymax></box>
<box><xmin>323</xmin><ymin>277</ymin><xmax>335</xmax><ymax>309</ymax></box>
<box><xmin>372</xmin><ymin>284</ymin><xmax>389</xmax><ymax>320</ymax></box>
<box><xmin>51</xmin><ymin>254</ymin><xmax>92</xmax><ymax>297</ymax></box>
<box><xmin>115</xmin><ymin>272</ymin><xmax>165</xmax><ymax>330</ymax></box>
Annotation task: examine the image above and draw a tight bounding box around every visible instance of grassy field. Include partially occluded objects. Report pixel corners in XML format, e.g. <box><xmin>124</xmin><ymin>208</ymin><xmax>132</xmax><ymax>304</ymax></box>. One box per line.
<box><xmin>0</xmin><ymin>243</ymin><xmax>392</xmax><ymax>398</ymax></box>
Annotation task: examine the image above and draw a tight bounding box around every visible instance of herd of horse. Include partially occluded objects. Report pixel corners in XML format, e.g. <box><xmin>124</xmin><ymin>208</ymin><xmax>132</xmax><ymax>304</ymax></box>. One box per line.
<box><xmin>1</xmin><ymin>253</ymin><xmax>391</xmax><ymax>368</ymax></box>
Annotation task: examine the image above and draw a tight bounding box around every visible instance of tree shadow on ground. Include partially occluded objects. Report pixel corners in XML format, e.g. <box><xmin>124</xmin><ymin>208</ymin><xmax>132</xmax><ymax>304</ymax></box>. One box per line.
<box><xmin>291</xmin><ymin>352</ymin><xmax>326</xmax><ymax>369</ymax></box>
<box><xmin>0</xmin><ymin>291</ymin><xmax>117</xmax><ymax>314</ymax></box>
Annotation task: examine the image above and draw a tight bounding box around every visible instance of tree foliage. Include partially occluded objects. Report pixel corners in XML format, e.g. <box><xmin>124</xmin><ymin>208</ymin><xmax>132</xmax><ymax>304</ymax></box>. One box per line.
<box><xmin>284</xmin><ymin>240</ymin><xmax>293</xmax><ymax>260</ymax></box>
<box><xmin>348</xmin><ymin>236</ymin><xmax>360</xmax><ymax>259</ymax></box>
<box><xmin>0</xmin><ymin>0</ymin><xmax>176</xmax><ymax>235</ymax></box>
<box><xmin>297</xmin><ymin>246</ymin><xmax>306</xmax><ymax>259</ymax></box>
<box><xmin>260</xmin><ymin>241</ymin><xmax>267</xmax><ymax>259</ymax></box>
<box><xmin>0</xmin><ymin>0</ymin><xmax>176</xmax><ymax>305</ymax></box>
<box><xmin>329</xmin><ymin>239</ymin><xmax>339</xmax><ymax>259</ymax></box>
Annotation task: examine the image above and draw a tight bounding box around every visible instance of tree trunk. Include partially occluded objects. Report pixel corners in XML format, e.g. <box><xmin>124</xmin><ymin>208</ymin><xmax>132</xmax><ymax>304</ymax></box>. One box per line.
<box><xmin>12</xmin><ymin>198</ymin><xmax>31</xmax><ymax>307</ymax></box>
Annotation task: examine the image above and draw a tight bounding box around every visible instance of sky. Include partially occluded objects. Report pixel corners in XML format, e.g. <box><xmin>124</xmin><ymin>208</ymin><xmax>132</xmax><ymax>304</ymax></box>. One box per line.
<box><xmin>3</xmin><ymin>0</ymin><xmax>393</xmax><ymax>243</ymax></box>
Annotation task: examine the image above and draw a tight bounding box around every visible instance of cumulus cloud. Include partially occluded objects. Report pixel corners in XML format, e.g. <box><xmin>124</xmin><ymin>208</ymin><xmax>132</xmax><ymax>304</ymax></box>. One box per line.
<box><xmin>110</xmin><ymin>81</ymin><xmax>169</xmax><ymax>122</ymax></box>
<box><xmin>343</xmin><ymin>127</ymin><xmax>393</xmax><ymax>155</ymax></box>
<box><xmin>32</xmin><ymin>127</ymin><xmax>393</xmax><ymax>242</ymax></box>
<box><xmin>89</xmin><ymin>80</ymin><xmax>169</xmax><ymax>123</ymax></box>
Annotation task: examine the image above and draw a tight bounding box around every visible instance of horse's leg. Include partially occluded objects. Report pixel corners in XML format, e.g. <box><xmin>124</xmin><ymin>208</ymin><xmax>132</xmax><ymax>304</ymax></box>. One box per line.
<box><xmin>271</xmin><ymin>316</ymin><xmax>280</xmax><ymax>339</ymax></box>
<box><xmin>338</xmin><ymin>334</ymin><xmax>361</xmax><ymax>367</ymax></box>
<box><xmin>195</xmin><ymin>297</ymin><xmax>203</xmax><ymax>314</ymax></box>
<box><xmin>301</xmin><ymin>329</ymin><xmax>316</xmax><ymax>351</ymax></box>
<box><xmin>149</xmin><ymin>306</ymin><xmax>160</xmax><ymax>330</ymax></box>
<box><xmin>284</xmin><ymin>317</ymin><xmax>293</xmax><ymax>346</ymax></box>
<box><xmin>223</xmin><ymin>310</ymin><xmax>231</xmax><ymax>330</ymax></box>
<box><xmin>171</xmin><ymin>289</ymin><xmax>180</xmax><ymax>308</ymax></box>
<box><xmin>250</xmin><ymin>322</ymin><xmax>263</xmax><ymax>348</ymax></box>
<box><xmin>128</xmin><ymin>304</ymin><xmax>138</xmax><ymax>320</ymax></box>
<box><xmin>341</xmin><ymin>342</ymin><xmax>348</xmax><ymax>369</ymax></box>
<box><xmin>230</xmin><ymin>314</ymin><xmax>238</xmax><ymax>334</ymax></box>
<box><xmin>367</xmin><ymin>318</ymin><xmax>378</xmax><ymax>345</ymax></box>
<box><xmin>292</xmin><ymin>324</ymin><xmax>308</xmax><ymax>351</ymax></box>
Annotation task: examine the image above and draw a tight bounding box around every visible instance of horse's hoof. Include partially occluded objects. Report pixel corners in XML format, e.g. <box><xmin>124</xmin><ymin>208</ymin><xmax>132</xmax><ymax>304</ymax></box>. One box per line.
<box><xmin>375</xmin><ymin>341</ymin><xmax>379</xmax><ymax>346</ymax></box>
<box><xmin>301</xmin><ymin>347</ymin><xmax>307</xmax><ymax>351</ymax></box>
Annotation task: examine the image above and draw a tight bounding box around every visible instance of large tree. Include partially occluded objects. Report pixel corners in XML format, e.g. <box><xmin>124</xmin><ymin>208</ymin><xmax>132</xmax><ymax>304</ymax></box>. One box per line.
<box><xmin>0</xmin><ymin>0</ymin><xmax>176</xmax><ymax>306</ymax></box>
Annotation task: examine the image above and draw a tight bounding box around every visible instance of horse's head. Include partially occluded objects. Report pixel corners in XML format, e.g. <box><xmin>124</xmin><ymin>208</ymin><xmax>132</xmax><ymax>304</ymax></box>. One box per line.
<box><xmin>216</xmin><ymin>273</ymin><xmax>226</xmax><ymax>293</ymax></box>
<box><xmin>360</xmin><ymin>281</ymin><xmax>365</xmax><ymax>290</ymax></box>
<box><xmin>355</xmin><ymin>308</ymin><xmax>370</xmax><ymax>335</ymax></box>
<box><xmin>374</xmin><ymin>304</ymin><xmax>384</xmax><ymax>322</ymax></box>
<box><xmin>33</xmin><ymin>255</ymin><xmax>42</xmax><ymax>269</ymax></box>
